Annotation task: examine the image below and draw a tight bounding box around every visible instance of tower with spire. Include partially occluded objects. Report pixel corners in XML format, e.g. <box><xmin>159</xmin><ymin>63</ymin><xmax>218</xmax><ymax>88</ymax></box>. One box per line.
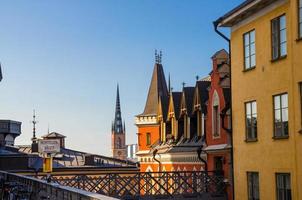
<box><xmin>111</xmin><ymin>84</ymin><xmax>126</xmax><ymax>160</ymax></box>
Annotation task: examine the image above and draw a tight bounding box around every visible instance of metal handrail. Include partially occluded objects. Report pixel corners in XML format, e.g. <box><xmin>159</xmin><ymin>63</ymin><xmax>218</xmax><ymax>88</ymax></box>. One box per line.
<box><xmin>0</xmin><ymin>170</ymin><xmax>118</xmax><ymax>200</ymax></box>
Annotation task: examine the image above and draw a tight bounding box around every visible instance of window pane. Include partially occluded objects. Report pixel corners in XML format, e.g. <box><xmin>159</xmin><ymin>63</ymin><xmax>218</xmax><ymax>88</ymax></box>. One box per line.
<box><xmin>300</xmin><ymin>23</ymin><xmax>302</xmax><ymax>37</ymax></box>
<box><xmin>285</xmin><ymin>174</ymin><xmax>291</xmax><ymax>189</ymax></box>
<box><xmin>250</xmin><ymin>43</ymin><xmax>256</xmax><ymax>55</ymax></box>
<box><xmin>244</xmin><ymin>33</ymin><xmax>250</xmax><ymax>45</ymax></box>
<box><xmin>246</xmin><ymin>103</ymin><xmax>251</xmax><ymax>115</ymax></box>
<box><xmin>300</xmin><ymin>22</ymin><xmax>302</xmax><ymax>38</ymax></box>
<box><xmin>280</xmin><ymin>42</ymin><xmax>287</xmax><ymax>56</ymax></box>
<box><xmin>245</xmin><ymin>46</ymin><xmax>250</xmax><ymax>57</ymax></box>
<box><xmin>281</xmin><ymin>94</ymin><xmax>288</xmax><ymax>108</ymax></box>
<box><xmin>252</xmin><ymin>101</ymin><xmax>257</xmax><ymax>114</ymax></box>
<box><xmin>280</xmin><ymin>15</ymin><xmax>286</xmax><ymax>30</ymax></box>
<box><xmin>250</xmin><ymin>30</ymin><xmax>255</xmax><ymax>43</ymax></box>
<box><xmin>245</xmin><ymin>57</ymin><xmax>250</xmax><ymax>69</ymax></box>
<box><xmin>280</xmin><ymin>29</ymin><xmax>286</xmax><ymax>43</ymax></box>
<box><xmin>300</xmin><ymin>0</ymin><xmax>302</xmax><ymax>7</ymax></box>
<box><xmin>275</xmin><ymin>96</ymin><xmax>281</xmax><ymax>109</ymax></box>
<box><xmin>272</xmin><ymin>19</ymin><xmax>279</xmax><ymax>34</ymax></box>
<box><xmin>282</xmin><ymin>108</ymin><xmax>288</xmax><ymax>122</ymax></box>
<box><xmin>251</xmin><ymin>55</ymin><xmax>256</xmax><ymax>67</ymax></box>
<box><xmin>275</xmin><ymin>110</ymin><xmax>281</xmax><ymax>122</ymax></box>
<box><xmin>254</xmin><ymin>173</ymin><xmax>259</xmax><ymax>199</ymax></box>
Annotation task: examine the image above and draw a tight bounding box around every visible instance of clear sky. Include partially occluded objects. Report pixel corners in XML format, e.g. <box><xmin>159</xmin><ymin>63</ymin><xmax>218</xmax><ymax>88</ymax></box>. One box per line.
<box><xmin>0</xmin><ymin>0</ymin><xmax>243</xmax><ymax>156</ymax></box>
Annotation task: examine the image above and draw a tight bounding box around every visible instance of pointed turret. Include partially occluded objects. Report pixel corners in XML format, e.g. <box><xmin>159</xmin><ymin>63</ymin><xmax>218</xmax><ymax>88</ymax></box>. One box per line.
<box><xmin>139</xmin><ymin>52</ymin><xmax>169</xmax><ymax>117</ymax></box>
<box><xmin>113</xmin><ymin>84</ymin><xmax>123</xmax><ymax>134</ymax></box>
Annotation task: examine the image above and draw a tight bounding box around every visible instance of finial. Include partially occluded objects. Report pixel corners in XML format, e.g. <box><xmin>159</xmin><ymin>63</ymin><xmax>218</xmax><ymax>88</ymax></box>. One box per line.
<box><xmin>47</xmin><ymin>123</ymin><xmax>50</xmax><ymax>134</ymax></box>
<box><xmin>31</xmin><ymin>109</ymin><xmax>38</xmax><ymax>141</ymax></box>
<box><xmin>155</xmin><ymin>49</ymin><xmax>158</xmax><ymax>63</ymax></box>
<box><xmin>196</xmin><ymin>75</ymin><xmax>199</xmax><ymax>81</ymax></box>
<box><xmin>159</xmin><ymin>50</ymin><xmax>162</xmax><ymax>64</ymax></box>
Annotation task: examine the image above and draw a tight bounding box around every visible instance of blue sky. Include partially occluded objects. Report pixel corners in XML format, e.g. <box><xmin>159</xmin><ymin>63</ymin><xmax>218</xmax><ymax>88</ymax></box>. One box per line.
<box><xmin>0</xmin><ymin>0</ymin><xmax>243</xmax><ymax>156</ymax></box>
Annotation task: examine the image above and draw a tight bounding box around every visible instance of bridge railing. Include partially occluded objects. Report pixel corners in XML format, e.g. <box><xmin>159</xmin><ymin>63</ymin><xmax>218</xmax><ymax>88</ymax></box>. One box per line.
<box><xmin>38</xmin><ymin>171</ymin><xmax>227</xmax><ymax>199</ymax></box>
<box><xmin>0</xmin><ymin>170</ymin><xmax>118</xmax><ymax>200</ymax></box>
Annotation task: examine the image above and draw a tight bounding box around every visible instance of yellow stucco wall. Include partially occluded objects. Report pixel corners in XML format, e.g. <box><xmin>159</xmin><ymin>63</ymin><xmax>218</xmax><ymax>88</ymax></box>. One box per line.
<box><xmin>230</xmin><ymin>0</ymin><xmax>302</xmax><ymax>199</ymax></box>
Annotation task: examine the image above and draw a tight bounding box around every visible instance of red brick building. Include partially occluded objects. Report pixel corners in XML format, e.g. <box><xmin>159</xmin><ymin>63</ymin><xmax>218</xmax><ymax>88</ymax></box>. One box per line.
<box><xmin>204</xmin><ymin>49</ymin><xmax>232</xmax><ymax>199</ymax></box>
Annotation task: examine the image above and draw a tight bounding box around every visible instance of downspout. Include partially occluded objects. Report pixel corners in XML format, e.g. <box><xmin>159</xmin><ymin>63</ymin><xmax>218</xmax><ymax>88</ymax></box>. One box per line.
<box><xmin>152</xmin><ymin>149</ymin><xmax>161</xmax><ymax>172</ymax></box>
<box><xmin>213</xmin><ymin>20</ymin><xmax>234</xmax><ymax>200</ymax></box>
<box><xmin>197</xmin><ymin>145</ymin><xmax>207</xmax><ymax>171</ymax></box>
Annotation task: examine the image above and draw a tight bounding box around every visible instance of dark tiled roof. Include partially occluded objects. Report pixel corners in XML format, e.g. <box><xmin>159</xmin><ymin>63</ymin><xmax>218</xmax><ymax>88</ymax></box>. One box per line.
<box><xmin>182</xmin><ymin>87</ymin><xmax>195</xmax><ymax>116</ymax></box>
<box><xmin>16</xmin><ymin>145</ymin><xmax>135</xmax><ymax>168</ymax></box>
<box><xmin>138</xmin><ymin>63</ymin><xmax>169</xmax><ymax>117</ymax></box>
<box><xmin>196</xmin><ymin>80</ymin><xmax>211</xmax><ymax>113</ymax></box>
<box><xmin>171</xmin><ymin>92</ymin><xmax>182</xmax><ymax>120</ymax></box>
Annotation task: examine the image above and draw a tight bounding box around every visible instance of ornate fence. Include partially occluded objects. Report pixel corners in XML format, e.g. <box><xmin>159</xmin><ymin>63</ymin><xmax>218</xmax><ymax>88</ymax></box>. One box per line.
<box><xmin>0</xmin><ymin>170</ymin><xmax>118</xmax><ymax>200</ymax></box>
<box><xmin>39</xmin><ymin>171</ymin><xmax>227</xmax><ymax>200</ymax></box>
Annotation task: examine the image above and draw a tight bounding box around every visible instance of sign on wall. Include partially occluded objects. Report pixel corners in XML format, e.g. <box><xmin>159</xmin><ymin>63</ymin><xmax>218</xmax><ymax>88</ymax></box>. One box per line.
<box><xmin>38</xmin><ymin>139</ymin><xmax>60</xmax><ymax>154</ymax></box>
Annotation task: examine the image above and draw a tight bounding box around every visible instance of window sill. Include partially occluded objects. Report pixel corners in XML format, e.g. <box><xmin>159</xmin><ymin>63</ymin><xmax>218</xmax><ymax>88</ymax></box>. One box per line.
<box><xmin>272</xmin><ymin>135</ymin><xmax>289</xmax><ymax>140</ymax></box>
<box><xmin>296</xmin><ymin>37</ymin><xmax>302</xmax><ymax>42</ymax></box>
<box><xmin>242</xmin><ymin>66</ymin><xmax>256</xmax><ymax>72</ymax></box>
<box><xmin>245</xmin><ymin>138</ymin><xmax>258</xmax><ymax>143</ymax></box>
<box><xmin>271</xmin><ymin>55</ymin><xmax>287</xmax><ymax>63</ymax></box>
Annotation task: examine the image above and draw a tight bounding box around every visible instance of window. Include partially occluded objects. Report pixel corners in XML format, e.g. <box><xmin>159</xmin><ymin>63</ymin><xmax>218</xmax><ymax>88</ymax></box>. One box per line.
<box><xmin>272</xmin><ymin>15</ymin><xmax>287</xmax><ymax>60</ymax></box>
<box><xmin>245</xmin><ymin>101</ymin><xmax>257</xmax><ymax>141</ymax></box>
<box><xmin>212</xmin><ymin>90</ymin><xmax>220</xmax><ymax>138</ymax></box>
<box><xmin>274</xmin><ymin>93</ymin><xmax>288</xmax><ymax>137</ymax></box>
<box><xmin>146</xmin><ymin>132</ymin><xmax>151</xmax><ymax>146</ymax></box>
<box><xmin>213</xmin><ymin>105</ymin><xmax>219</xmax><ymax>137</ymax></box>
<box><xmin>299</xmin><ymin>0</ymin><xmax>302</xmax><ymax>38</ymax></box>
<box><xmin>244</xmin><ymin>30</ymin><xmax>256</xmax><ymax>69</ymax></box>
<box><xmin>276</xmin><ymin>173</ymin><xmax>291</xmax><ymax>200</ymax></box>
<box><xmin>247</xmin><ymin>172</ymin><xmax>259</xmax><ymax>200</ymax></box>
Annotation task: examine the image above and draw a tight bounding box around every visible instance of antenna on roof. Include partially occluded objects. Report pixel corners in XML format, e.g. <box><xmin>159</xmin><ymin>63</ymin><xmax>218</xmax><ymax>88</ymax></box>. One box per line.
<box><xmin>47</xmin><ymin>123</ymin><xmax>50</xmax><ymax>134</ymax></box>
<box><xmin>155</xmin><ymin>49</ymin><xmax>158</xmax><ymax>64</ymax></box>
<box><xmin>182</xmin><ymin>82</ymin><xmax>186</xmax><ymax>88</ymax></box>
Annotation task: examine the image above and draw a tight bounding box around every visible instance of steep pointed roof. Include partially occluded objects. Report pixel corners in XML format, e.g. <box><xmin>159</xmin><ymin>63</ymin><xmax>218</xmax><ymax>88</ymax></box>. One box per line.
<box><xmin>182</xmin><ymin>87</ymin><xmax>195</xmax><ymax>116</ymax></box>
<box><xmin>171</xmin><ymin>92</ymin><xmax>182</xmax><ymax>120</ymax></box>
<box><xmin>113</xmin><ymin>84</ymin><xmax>124</xmax><ymax>134</ymax></box>
<box><xmin>196</xmin><ymin>80</ymin><xmax>211</xmax><ymax>111</ymax></box>
<box><xmin>139</xmin><ymin>63</ymin><xmax>169</xmax><ymax>117</ymax></box>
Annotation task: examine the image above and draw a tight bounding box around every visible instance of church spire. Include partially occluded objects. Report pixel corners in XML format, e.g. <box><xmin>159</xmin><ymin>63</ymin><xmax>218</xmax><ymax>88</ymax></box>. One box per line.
<box><xmin>113</xmin><ymin>84</ymin><xmax>124</xmax><ymax>134</ymax></box>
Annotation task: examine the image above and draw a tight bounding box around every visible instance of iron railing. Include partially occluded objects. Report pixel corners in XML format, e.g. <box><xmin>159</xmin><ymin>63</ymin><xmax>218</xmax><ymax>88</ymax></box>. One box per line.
<box><xmin>0</xmin><ymin>170</ymin><xmax>118</xmax><ymax>200</ymax></box>
<box><xmin>39</xmin><ymin>171</ymin><xmax>227</xmax><ymax>200</ymax></box>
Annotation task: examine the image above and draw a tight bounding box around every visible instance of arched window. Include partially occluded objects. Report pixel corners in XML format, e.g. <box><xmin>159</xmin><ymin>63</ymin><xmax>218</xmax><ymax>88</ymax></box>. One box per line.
<box><xmin>212</xmin><ymin>90</ymin><xmax>220</xmax><ymax>138</ymax></box>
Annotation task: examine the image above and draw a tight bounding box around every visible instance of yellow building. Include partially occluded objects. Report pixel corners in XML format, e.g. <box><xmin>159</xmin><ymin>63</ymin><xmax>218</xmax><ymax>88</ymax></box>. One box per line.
<box><xmin>216</xmin><ymin>0</ymin><xmax>302</xmax><ymax>199</ymax></box>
